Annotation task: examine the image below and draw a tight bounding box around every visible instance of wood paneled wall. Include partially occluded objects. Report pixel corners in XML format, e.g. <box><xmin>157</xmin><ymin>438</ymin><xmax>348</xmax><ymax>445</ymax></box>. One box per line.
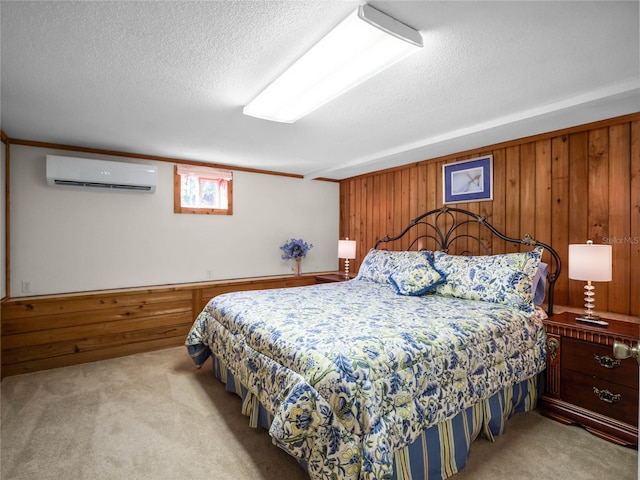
<box><xmin>340</xmin><ymin>113</ymin><xmax>640</xmax><ymax>317</ymax></box>
<box><xmin>1</xmin><ymin>275</ymin><xmax>316</xmax><ymax>377</ymax></box>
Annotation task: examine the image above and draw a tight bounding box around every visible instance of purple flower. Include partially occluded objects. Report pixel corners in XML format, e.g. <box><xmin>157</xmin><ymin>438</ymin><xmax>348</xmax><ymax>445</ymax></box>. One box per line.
<box><xmin>280</xmin><ymin>238</ymin><xmax>313</xmax><ymax>259</ymax></box>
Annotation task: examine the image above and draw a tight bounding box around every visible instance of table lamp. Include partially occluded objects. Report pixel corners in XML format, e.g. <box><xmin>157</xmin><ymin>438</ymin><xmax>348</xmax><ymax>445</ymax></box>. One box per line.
<box><xmin>568</xmin><ymin>240</ymin><xmax>612</xmax><ymax>326</ymax></box>
<box><xmin>338</xmin><ymin>238</ymin><xmax>357</xmax><ymax>279</ymax></box>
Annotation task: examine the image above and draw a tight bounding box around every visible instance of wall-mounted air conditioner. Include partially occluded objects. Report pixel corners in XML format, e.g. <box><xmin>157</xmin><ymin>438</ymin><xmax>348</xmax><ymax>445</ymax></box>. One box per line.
<box><xmin>46</xmin><ymin>155</ymin><xmax>158</xmax><ymax>193</ymax></box>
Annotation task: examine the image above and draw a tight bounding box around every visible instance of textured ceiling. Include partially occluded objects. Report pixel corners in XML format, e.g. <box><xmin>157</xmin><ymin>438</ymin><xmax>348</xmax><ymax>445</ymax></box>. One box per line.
<box><xmin>1</xmin><ymin>1</ymin><xmax>638</xmax><ymax>179</ymax></box>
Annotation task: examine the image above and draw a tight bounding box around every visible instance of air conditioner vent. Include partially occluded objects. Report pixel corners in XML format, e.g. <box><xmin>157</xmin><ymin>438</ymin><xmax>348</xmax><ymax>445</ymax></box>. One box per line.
<box><xmin>46</xmin><ymin>155</ymin><xmax>157</xmax><ymax>193</ymax></box>
<box><xmin>53</xmin><ymin>180</ymin><xmax>153</xmax><ymax>191</ymax></box>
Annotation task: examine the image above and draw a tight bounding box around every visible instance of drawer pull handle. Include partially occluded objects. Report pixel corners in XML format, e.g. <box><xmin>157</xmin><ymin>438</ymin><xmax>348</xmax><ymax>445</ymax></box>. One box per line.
<box><xmin>593</xmin><ymin>354</ymin><xmax>621</xmax><ymax>369</ymax></box>
<box><xmin>593</xmin><ymin>387</ymin><xmax>621</xmax><ymax>404</ymax></box>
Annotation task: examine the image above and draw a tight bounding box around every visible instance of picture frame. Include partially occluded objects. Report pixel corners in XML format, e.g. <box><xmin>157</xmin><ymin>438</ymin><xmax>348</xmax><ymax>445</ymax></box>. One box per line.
<box><xmin>443</xmin><ymin>155</ymin><xmax>493</xmax><ymax>204</ymax></box>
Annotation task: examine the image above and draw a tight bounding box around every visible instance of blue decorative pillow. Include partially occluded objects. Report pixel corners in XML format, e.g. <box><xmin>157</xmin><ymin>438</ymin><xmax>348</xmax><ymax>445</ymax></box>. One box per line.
<box><xmin>389</xmin><ymin>256</ymin><xmax>445</xmax><ymax>296</ymax></box>
<box><xmin>356</xmin><ymin>249</ymin><xmax>434</xmax><ymax>285</ymax></box>
<box><xmin>433</xmin><ymin>246</ymin><xmax>544</xmax><ymax>314</ymax></box>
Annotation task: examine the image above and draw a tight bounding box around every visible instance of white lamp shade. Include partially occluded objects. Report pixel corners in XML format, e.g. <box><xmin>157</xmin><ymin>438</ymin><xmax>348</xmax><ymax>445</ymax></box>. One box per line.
<box><xmin>338</xmin><ymin>239</ymin><xmax>357</xmax><ymax>259</ymax></box>
<box><xmin>243</xmin><ymin>5</ymin><xmax>422</xmax><ymax>123</ymax></box>
<box><xmin>568</xmin><ymin>242</ymin><xmax>612</xmax><ymax>282</ymax></box>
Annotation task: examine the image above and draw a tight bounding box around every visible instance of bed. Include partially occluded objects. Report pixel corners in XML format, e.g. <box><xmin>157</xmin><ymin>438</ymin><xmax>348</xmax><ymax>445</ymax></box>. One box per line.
<box><xmin>186</xmin><ymin>206</ymin><xmax>560</xmax><ymax>480</ymax></box>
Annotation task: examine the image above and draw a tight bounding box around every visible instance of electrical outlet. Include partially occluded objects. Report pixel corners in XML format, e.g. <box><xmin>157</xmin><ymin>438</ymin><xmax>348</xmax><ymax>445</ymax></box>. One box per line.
<box><xmin>207</xmin><ymin>270</ymin><xmax>214</xmax><ymax>279</ymax></box>
<box><xmin>22</xmin><ymin>280</ymin><xmax>32</xmax><ymax>293</ymax></box>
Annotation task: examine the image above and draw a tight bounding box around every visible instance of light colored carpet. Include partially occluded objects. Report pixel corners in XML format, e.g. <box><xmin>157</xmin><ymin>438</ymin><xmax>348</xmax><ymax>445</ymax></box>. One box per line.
<box><xmin>1</xmin><ymin>346</ymin><xmax>637</xmax><ymax>480</ymax></box>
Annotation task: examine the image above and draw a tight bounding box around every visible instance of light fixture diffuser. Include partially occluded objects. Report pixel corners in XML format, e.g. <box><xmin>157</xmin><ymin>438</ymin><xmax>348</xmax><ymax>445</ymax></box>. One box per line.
<box><xmin>243</xmin><ymin>4</ymin><xmax>423</xmax><ymax>123</ymax></box>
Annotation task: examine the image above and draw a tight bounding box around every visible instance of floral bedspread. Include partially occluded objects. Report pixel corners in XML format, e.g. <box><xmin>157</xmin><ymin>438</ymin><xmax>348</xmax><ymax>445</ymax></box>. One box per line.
<box><xmin>185</xmin><ymin>280</ymin><xmax>546</xmax><ymax>480</ymax></box>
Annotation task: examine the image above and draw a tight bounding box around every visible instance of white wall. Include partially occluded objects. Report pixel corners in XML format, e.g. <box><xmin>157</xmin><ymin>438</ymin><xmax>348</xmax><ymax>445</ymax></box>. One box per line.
<box><xmin>9</xmin><ymin>145</ymin><xmax>340</xmax><ymax>297</ymax></box>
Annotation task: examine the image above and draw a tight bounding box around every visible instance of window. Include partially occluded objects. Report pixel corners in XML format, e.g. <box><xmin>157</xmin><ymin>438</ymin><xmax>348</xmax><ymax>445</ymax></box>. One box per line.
<box><xmin>174</xmin><ymin>164</ymin><xmax>233</xmax><ymax>215</ymax></box>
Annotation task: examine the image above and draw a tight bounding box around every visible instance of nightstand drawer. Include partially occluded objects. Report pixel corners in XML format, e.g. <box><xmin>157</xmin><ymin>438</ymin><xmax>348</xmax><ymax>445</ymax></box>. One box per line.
<box><xmin>562</xmin><ymin>337</ymin><xmax>639</xmax><ymax>389</ymax></box>
<box><xmin>541</xmin><ymin>311</ymin><xmax>639</xmax><ymax>446</ymax></box>
<box><xmin>561</xmin><ymin>370</ymin><xmax>639</xmax><ymax>426</ymax></box>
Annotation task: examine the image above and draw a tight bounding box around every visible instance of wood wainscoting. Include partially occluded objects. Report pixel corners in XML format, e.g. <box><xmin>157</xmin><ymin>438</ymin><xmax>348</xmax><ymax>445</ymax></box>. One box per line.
<box><xmin>1</xmin><ymin>275</ymin><xmax>316</xmax><ymax>378</ymax></box>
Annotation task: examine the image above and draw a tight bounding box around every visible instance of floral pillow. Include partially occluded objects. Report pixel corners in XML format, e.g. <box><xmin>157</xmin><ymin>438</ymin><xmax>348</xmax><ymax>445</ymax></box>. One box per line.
<box><xmin>356</xmin><ymin>249</ymin><xmax>434</xmax><ymax>286</ymax></box>
<box><xmin>432</xmin><ymin>246</ymin><xmax>544</xmax><ymax>314</ymax></box>
<box><xmin>355</xmin><ymin>249</ymin><xmax>395</xmax><ymax>284</ymax></box>
<box><xmin>389</xmin><ymin>255</ymin><xmax>445</xmax><ymax>296</ymax></box>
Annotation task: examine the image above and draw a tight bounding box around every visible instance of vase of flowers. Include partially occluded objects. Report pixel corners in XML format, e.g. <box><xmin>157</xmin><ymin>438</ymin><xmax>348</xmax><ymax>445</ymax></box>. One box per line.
<box><xmin>280</xmin><ymin>238</ymin><xmax>313</xmax><ymax>276</ymax></box>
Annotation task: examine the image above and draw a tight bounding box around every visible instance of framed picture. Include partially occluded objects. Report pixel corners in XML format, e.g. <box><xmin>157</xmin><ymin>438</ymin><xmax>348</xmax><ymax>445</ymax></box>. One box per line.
<box><xmin>443</xmin><ymin>155</ymin><xmax>493</xmax><ymax>204</ymax></box>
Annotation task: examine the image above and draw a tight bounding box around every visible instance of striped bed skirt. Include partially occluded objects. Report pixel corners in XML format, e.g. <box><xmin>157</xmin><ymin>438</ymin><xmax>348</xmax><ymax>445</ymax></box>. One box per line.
<box><xmin>203</xmin><ymin>350</ymin><xmax>542</xmax><ymax>480</ymax></box>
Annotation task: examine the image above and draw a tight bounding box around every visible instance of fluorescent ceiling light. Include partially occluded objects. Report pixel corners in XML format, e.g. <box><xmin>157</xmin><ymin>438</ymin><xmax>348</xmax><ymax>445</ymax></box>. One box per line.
<box><xmin>243</xmin><ymin>4</ymin><xmax>423</xmax><ymax>123</ymax></box>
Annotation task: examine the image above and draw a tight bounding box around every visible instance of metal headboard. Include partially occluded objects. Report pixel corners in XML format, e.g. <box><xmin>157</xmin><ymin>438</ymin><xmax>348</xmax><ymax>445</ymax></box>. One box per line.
<box><xmin>373</xmin><ymin>206</ymin><xmax>561</xmax><ymax>315</ymax></box>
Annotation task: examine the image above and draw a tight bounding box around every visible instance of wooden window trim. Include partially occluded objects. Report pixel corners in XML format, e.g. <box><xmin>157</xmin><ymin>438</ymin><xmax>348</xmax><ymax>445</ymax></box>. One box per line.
<box><xmin>173</xmin><ymin>165</ymin><xmax>233</xmax><ymax>215</ymax></box>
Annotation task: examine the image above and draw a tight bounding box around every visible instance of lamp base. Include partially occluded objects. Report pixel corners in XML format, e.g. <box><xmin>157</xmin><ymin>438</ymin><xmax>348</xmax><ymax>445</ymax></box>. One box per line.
<box><xmin>343</xmin><ymin>258</ymin><xmax>351</xmax><ymax>280</ymax></box>
<box><xmin>576</xmin><ymin>314</ymin><xmax>609</xmax><ymax>327</ymax></box>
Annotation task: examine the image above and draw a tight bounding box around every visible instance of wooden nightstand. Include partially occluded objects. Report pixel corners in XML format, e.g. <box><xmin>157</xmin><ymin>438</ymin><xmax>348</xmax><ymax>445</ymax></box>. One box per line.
<box><xmin>315</xmin><ymin>273</ymin><xmax>354</xmax><ymax>284</ymax></box>
<box><xmin>540</xmin><ymin>311</ymin><xmax>639</xmax><ymax>446</ymax></box>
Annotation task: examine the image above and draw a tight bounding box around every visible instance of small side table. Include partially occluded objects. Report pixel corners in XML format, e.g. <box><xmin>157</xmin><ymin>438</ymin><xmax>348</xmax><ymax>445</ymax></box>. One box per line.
<box><xmin>540</xmin><ymin>311</ymin><xmax>639</xmax><ymax>446</ymax></box>
<box><xmin>315</xmin><ymin>273</ymin><xmax>354</xmax><ymax>284</ymax></box>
